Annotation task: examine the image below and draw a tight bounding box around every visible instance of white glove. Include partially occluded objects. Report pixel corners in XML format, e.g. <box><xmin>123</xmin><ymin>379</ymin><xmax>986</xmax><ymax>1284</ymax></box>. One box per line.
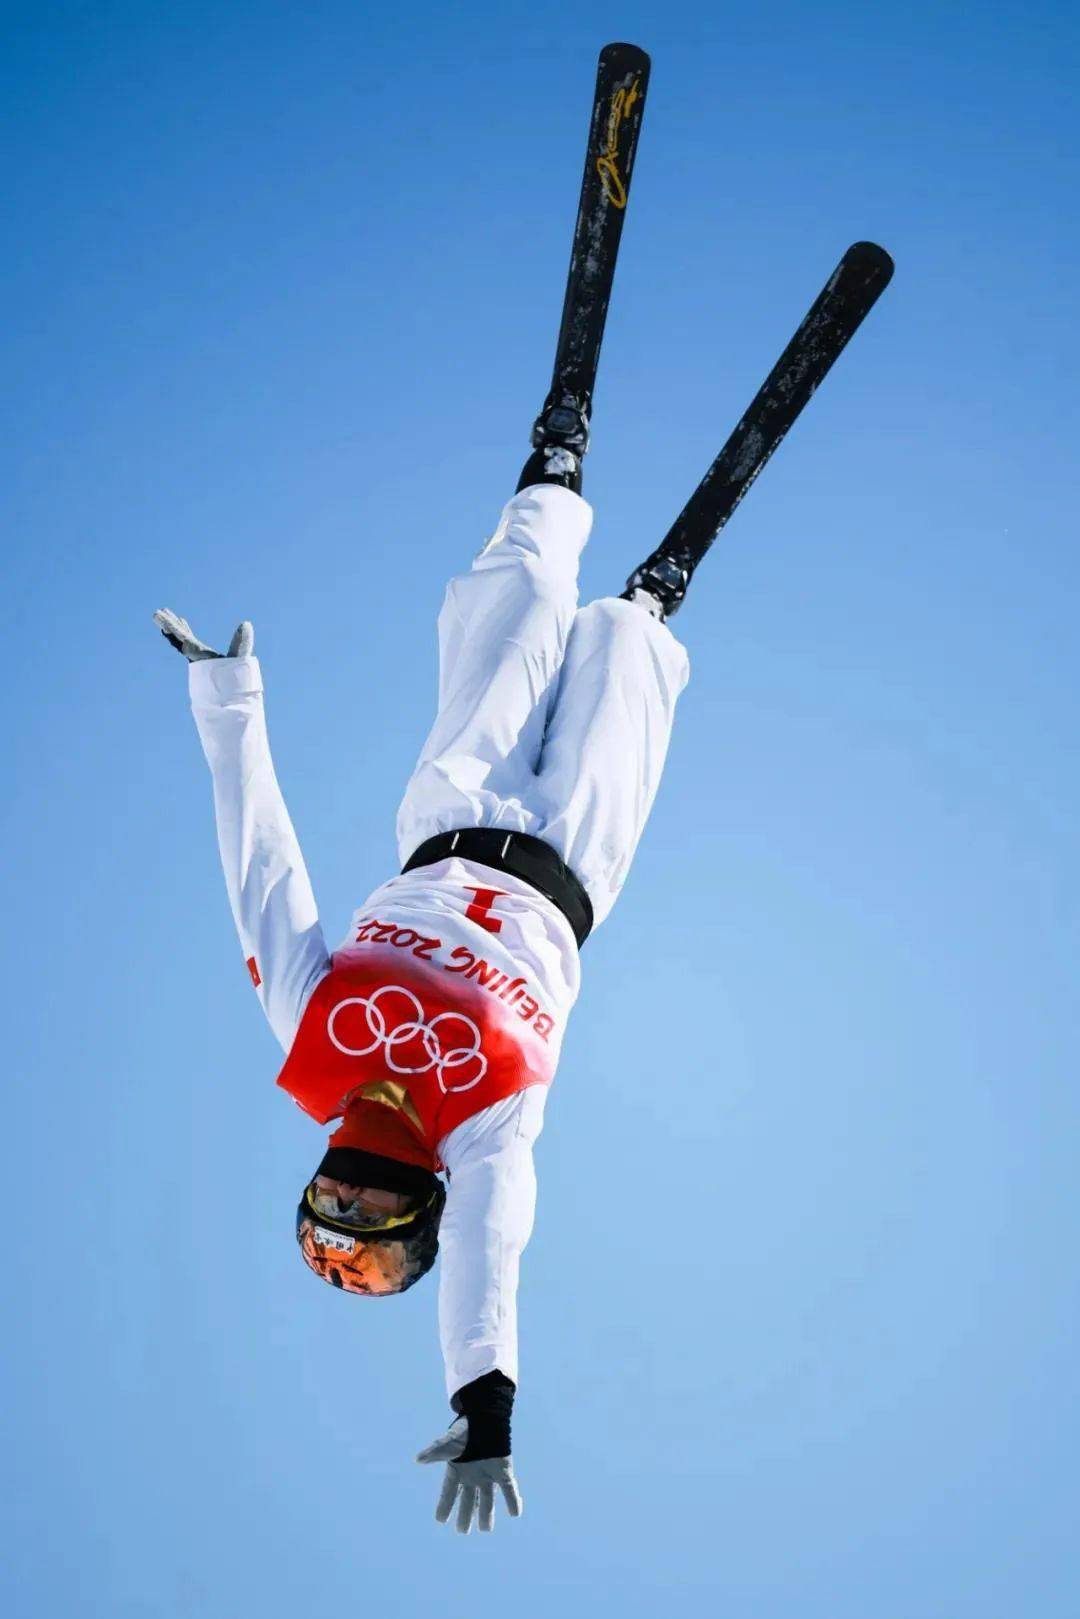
<box><xmin>416</xmin><ymin>1416</ymin><xmax>524</xmax><ymax>1534</ymax></box>
<box><xmin>153</xmin><ymin>608</ymin><xmax>253</xmax><ymax>662</ymax></box>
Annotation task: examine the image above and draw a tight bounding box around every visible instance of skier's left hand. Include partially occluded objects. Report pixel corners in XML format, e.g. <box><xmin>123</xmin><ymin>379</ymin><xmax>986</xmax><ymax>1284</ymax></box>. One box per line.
<box><xmin>153</xmin><ymin>609</ymin><xmax>253</xmax><ymax>662</ymax></box>
<box><xmin>416</xmin><ymin>1417</ymin><xmax>524</xmax><ymax>1534</ymax></box>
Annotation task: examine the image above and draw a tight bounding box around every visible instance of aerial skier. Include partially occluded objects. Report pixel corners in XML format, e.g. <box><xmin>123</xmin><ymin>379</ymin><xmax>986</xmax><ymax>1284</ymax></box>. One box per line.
<box><xmin>154</xmin><ymin>45</ymin><xmax>891</xmax><ymax>1535</ymax></box>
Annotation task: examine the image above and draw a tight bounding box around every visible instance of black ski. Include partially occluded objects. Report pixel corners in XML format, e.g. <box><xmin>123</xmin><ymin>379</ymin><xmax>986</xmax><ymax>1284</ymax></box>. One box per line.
<box><xmin>625</xmin><ymin>241</ymin><xmax>895</xmax><ymax>612</ymax></box>
<box><xmin>530</xmin><ymin>42</ymin><xmax>650</xmax><ymax>454</ymax></box>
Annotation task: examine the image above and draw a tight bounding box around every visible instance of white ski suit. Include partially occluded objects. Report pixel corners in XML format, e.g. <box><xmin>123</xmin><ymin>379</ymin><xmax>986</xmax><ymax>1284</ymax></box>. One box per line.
<box><xmin>188</xmin><ymin>484</ymin><xmax>689</xmax><ymax>1399</ymax></box>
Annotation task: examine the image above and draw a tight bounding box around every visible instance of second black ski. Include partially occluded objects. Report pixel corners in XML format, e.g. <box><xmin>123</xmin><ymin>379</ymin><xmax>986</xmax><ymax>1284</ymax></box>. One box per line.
<box><xmin>624</xmin><ymin>241</ymin><xmax>895</xmax><ymax>613</ymax></box>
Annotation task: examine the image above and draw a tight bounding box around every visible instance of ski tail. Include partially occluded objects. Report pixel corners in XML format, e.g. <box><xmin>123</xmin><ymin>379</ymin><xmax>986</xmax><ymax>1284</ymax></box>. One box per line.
<box><xmin>625</xmin><ymin>242</ymin><xmax>894</xmax><ymax>612</ymax></box>
<box><xmin>531</xmin><ymin>42</ymin><xmax>650</xmax><ymax>453</ymax></box>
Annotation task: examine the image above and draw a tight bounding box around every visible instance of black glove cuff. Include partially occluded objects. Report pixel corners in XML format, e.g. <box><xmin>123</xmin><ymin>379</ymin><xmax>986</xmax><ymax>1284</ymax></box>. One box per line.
<box><xmin>452</xmin><ymin>1370</ymin><xmax>515</xmax><ymax>1461</ymax></box>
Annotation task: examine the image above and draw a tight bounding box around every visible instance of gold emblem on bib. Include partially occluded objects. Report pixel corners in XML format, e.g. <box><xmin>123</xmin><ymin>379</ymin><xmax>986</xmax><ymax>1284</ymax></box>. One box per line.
<box><xmin>352</xmin><ymin>1079</ymin><xmax>425</xmax><ymax>1134</ymax></box>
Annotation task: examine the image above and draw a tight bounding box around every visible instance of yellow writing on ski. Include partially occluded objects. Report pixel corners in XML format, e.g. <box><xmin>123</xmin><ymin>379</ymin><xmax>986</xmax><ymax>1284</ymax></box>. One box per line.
<box><xmin>595</xmin><ymin>78</ymin><xmax>641</xmax><ymax>210</ymax></box>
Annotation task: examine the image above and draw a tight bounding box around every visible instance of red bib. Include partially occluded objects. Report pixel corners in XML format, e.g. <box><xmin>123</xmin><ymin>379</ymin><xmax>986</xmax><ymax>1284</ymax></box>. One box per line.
<box><xmin>276</xmin><ymin>950</ymin><xmax>554</xmax><ymax>1167</ymax></box>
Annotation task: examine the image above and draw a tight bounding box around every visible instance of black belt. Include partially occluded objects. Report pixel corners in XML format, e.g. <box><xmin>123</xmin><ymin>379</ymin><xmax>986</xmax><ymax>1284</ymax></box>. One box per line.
<box><xmin>402</xmin><ymin>828</ymin><xmax>594</xmax><ymax>948</ymax></box>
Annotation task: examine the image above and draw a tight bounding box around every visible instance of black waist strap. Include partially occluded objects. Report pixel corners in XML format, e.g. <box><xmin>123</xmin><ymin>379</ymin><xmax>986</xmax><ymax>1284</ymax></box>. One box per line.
<box><xmin>402</xmin><ymin>828</ymin><xmax>594</xmax><ymax>948</ymax></box>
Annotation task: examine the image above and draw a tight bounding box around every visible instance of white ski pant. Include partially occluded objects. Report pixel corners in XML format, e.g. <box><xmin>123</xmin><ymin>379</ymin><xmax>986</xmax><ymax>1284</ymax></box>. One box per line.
<box><xmin>396</xmin><ymin>485</ymin><xmax>690</xmax><ymax>929</ymax></box>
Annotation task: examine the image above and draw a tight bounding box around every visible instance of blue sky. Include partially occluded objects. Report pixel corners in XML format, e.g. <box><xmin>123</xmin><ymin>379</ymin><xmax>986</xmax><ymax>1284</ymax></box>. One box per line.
<box><xmin>4</xmin><ymin>1</ymin><xmax>1079</xmax><ymax>1614</ymax></box>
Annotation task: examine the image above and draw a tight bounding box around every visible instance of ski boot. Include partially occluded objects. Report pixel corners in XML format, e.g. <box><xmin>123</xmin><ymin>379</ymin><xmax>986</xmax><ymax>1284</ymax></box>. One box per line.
<box><xmin>516</xmin><ymin>392</ymin><xmax>591</xmax><ymax>495</ymax></box>
<box><xmin>619</xmin><ymin>542</ymin><xmax>696</xmax><ymax>621</ymax></box>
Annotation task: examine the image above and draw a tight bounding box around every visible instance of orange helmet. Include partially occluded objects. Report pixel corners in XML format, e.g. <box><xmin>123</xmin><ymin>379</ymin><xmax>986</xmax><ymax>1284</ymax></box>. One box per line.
<box><xmin>295</xmin><ymin>1147</ymin><xmax>446</xmax><ymax>1297</ymax></box>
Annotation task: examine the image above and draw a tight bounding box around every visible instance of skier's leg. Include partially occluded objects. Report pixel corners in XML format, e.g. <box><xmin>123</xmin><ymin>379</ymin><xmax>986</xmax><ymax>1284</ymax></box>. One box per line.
<box><xmin>396</xmin><ymin>485</ymin><xmax>593</xmax><ymax>861</ymax></box>
<box><xmin>530</xmin><ymin>597</ymin><xmax>689</xmax><ymax>929</ymax></box>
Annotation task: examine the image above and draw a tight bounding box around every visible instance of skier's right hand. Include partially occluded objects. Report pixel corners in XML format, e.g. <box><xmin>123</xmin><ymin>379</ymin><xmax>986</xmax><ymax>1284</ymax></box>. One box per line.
<box><xmin>153</xmin><ymin>608</ymin><xmax>254</xmax><ymax>662</ymax></box>
<box><xmin>416</xmin><ymin>1417</ymin><xmax>524</xmax><ymax>1534</ymax></box>
<box><xmin>416</xmin><ymin>1370</ymin><xmax>522</xmax><ymax>1534</ymax></box>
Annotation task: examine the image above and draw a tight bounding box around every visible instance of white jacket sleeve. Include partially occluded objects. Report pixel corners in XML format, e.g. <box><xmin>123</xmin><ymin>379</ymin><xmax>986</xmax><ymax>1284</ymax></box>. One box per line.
<box><xmin>188</xmin><ymin>655</ymin><xmax>330</xmax><ymax>1052</ymax></box>
<box><xmin>436</xmin><ymin>1088</ymin><xmax>547</xmax><ymax>1400</ymax></box>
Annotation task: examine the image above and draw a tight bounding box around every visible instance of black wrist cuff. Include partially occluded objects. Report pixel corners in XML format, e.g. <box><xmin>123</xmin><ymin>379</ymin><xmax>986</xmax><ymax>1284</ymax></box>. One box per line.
<box><xmin>452</xmin><ymin>1370</ymin><xmax>515</xmax><ymax>1461</ymax></box>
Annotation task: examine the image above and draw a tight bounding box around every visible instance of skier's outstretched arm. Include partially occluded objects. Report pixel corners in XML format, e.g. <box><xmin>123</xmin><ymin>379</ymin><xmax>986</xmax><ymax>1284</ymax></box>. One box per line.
<box><xmin>416</xmin><ymin>1091</ymin><xmax>542</xmax><ymax>1532</ymax></box>
<box><xmin>154</xmin><ymin>610</ymin><xmax>330</xmax><ymax>1050</ymax></box>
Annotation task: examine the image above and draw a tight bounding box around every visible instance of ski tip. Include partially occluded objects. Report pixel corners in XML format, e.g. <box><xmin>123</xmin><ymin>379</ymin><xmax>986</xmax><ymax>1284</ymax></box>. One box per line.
<box><xmin>845</xmin><ymin>241</ymin><xmax>895</xmax><ymax>284</ymax></box>
<box><xmin>600</xmin><ymin>41</ymin><xmax>652</xmax><ymax>71</ymax></box>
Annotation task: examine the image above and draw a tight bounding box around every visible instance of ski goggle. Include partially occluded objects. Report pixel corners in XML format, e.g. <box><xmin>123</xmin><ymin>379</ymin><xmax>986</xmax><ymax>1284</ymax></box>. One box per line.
<box><xmin>295</xmin><ymin>1178</ymin><xmax>447</xmax><ymax>1298</ymax></box>
<box><xmin>304</xmin><ymin>1182</ymin><xmax>420</xmax><ymax>1233</ymax></box>
<box><xmin>296</xmin><ymin>1216</ymin><xmax>422</xmax><ymax>1295</ymax></box>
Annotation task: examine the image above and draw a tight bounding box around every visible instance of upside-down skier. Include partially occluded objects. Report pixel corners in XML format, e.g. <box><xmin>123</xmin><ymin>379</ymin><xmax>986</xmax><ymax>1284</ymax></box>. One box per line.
<box><xmin>155</xmin><ymin>420</ymin><xmax>688</xmax><ymax>1530</ymax></box>
<box><xmin>154</xmin><ymin>44</ymin><xmax>891</xmax><ymax>1537</ymax></box>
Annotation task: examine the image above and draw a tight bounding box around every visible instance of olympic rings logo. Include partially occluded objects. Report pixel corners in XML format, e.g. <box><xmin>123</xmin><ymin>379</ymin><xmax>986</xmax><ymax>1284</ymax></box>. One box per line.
<box><xmin>326</xmin><ymin>985</ymin><xmax>488</xmax><ymax>1094</ymax></box>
